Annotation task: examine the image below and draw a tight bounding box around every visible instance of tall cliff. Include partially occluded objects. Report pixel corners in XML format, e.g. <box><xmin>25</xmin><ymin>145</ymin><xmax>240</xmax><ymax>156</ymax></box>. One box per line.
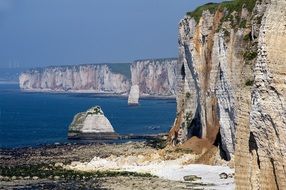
<box><xmin>168</xmin><ymin>0</ymin><xmax>285</xmax><ymax>189</ymax></box>
<box><xmin>236</xmin><ymin>0</ymin><xmax>286</xmax><ymax>189</ymax></box>
<box><xmin>19</xmin><ymin>64</ymin><xmax>131</xmax><ymax>94</ymax></box>
<box><xmin>131</xmin><ymin>58</ymin><xmax>177</xmax><ymax>96</ymax></box>
<box><xmin>20</xmin><ymin>59</ymin><xmax>178</xmax><ymax>97</ymax></box>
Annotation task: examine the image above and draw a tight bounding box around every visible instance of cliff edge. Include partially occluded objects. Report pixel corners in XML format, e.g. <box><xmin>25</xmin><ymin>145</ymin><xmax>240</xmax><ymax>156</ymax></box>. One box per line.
<box><xmin>168</xmin><ymin>0</ymin><xmax>286</xmax><ymax>189</ymax></box>
<box><xmin>130</xmin><ymin>58</ymin><xmax>177</xmax><ymax>96</ymax></box>
<box><xmin>19</xmin><ymin>59</ymin><xmax>178</xmax><ymax>98</ymax></box>
<box><xmin>19</xmin><ymin>64</ymin><xmax>131</xmax><ymax>94</ymax></box>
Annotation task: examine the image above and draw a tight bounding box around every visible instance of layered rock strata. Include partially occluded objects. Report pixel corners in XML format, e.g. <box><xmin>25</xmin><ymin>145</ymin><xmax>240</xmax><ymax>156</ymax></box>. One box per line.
<box><xmin>68</xmin><ymin>106</ymin><xmax>118</xmax><ymax>140</ymax></box>
<box><xmin>19</xmin><ymin>64</ymin><xmax>130</xmax><ymax>94</ymax></box>
<box><xmin>130</xmin><ymin>59</ymin><xmax>177</xmax><ymax>96</ymax></box>
<box><xmin>168</xmin><ymin>0</ymin><xmax>285</xmax><ymax>189</ymax></box>
<box><xmin>19</xmin><ymin>59</ymin><xmax>178</xmax><ymax>97</ymax></box>
<box><xmin>235</xmin><ymin>0</ymin><xmax>286</xmax><ymax>189</ymax></box>
<box><xmin>169</xmin><ymin>2</ymin><xmax>245</xmax><ymax>160</ymax></box>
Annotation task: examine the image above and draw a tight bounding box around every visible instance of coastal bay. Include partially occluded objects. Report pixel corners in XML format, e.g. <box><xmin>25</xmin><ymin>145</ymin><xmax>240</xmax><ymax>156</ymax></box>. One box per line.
<box><xmin>0</xmin><ymin>84</ymin><xmax>176</xmax><ymax>148</ymax></box>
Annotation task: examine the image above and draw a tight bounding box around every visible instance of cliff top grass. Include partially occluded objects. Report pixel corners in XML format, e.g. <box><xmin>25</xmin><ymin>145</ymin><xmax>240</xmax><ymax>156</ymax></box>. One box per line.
<box><xmin>24</xmin><ymin>63</ymin><xmax>132</xmax><ymax>79</ymax></box>
<box><xmin>187</xmin><ymin>0</ymin><xmax>257</xmax><ymax>23</ymax></box>
<box><xmin>107</xmin><ymin>63</ymin><xmax>131</xmax><ymax>79</ymax></box>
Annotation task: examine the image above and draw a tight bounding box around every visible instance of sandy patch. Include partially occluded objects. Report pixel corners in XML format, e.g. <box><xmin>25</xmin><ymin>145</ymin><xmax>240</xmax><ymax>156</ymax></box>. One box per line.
<box><xmin>65</xmin><ymin>153</ymin><xmax>234</xmax><ymax>190</ymax></box>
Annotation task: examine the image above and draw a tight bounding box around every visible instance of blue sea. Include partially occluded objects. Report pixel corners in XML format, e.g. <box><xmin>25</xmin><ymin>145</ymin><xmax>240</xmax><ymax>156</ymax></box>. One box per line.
<box><xmin>0</xmin><ymin>84</ymin><xmax>176</xmax><ymax>148</ymax></box>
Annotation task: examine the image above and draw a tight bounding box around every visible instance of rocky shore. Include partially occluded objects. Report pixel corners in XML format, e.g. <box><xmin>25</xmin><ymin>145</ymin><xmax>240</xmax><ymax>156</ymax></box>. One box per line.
<box><xmin>0</xmin><ymin>141</ymin><xmax>234</xmax><ymax>190</ymax></box>
<box><xmin>0</xmin><ymin>142</ymin><xmax>186</xmax><ymax>190</ymax></box>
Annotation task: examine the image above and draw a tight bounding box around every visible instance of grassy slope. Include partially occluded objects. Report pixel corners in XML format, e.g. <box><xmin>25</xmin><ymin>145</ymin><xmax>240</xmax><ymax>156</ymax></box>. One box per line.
<box><xmin>187</xmin><ymin>0</ymin><xmax>257</xmax><ymax>23</ymax></box>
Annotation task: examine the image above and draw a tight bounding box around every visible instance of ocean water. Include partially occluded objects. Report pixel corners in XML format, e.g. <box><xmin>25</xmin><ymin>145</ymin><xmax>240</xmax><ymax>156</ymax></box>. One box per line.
<box><xmin>0</xmin><ymin>84</ymin><xmax>176</xmax><ymax>148</ymax></box>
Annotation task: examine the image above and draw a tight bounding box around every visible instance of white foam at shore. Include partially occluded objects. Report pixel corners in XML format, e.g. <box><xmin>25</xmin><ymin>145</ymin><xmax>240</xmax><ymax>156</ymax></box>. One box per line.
<box><xmin>65</xmin><ymin>154</ymin><xmax>234</xmax><ymax>190</ymax></box>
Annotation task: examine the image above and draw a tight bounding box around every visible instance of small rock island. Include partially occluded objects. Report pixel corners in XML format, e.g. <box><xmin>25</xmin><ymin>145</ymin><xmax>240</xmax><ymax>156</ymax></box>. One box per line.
<box><xmin>68</xmin><ymin>106</ymin><xmax>118</xmax><ymax>140</ymax></box>
<box><xmin>128</xmin><ymin>85</ymin><xmax>139</xmax><ymax>105</ymax></box>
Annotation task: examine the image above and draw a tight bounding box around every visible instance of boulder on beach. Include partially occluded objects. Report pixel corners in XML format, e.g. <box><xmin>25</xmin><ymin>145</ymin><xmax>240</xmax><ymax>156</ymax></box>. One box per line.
<box><xmin>128</xmin><ymin>85</ymin><xmax>139</xmax><ymax>105</ymax></box>
<box><xmin>68</xmin><ymin>106</ymin><xmax>118</xmax><ymax>140</ymax></box>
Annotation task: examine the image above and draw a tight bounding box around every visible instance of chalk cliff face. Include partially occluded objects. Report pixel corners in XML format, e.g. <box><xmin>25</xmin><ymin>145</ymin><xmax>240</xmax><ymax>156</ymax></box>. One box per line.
<box><xmin>169</xmin><ymin>3</ymin><xmax>245</xmax><ymax>160</ymax></box>
<box><xmin>19</xmin><ymin>59</ymin><xmax>178</xmax><ymax>97</ymax></box>
<box><xmin>169</xmin><ymin>0</ymin><xmax>285</xmax><ymax>189</ymax></box>
<box><xmin>128</xmin><ymin>85</ymin><xmax>140</xmax><ymax>105</ymax></box>
<box><xmin>235</xmin><ymin>0</ymin><xmax>286</xmax><ymax>189</ymax></box>
<box><xmin>19</xmin><ymin>64</ymin><xmax>130</xmax><ymax>94</ymax></box>
<box><xmin>131</xmin><ymin>59</ymin><xmax>177</xmax><ymax>96</ymax></box>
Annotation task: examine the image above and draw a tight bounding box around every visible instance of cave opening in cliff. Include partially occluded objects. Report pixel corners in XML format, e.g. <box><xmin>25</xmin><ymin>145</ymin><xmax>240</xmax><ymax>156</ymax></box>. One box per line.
<box><xmin>214</xmin><ymin>129</ymin><xmax>230</xmax><ymax>161</ymax></box>
<box><xmin>181</xmin><ymin>64</ymin><xmax>186</xmax><ymax>80</ymax></box>
<box><xmin>187</xmin><ymin>118</ymin><xmax>201</xmax><ymax>138</ymax></box>
<box><xmin>249</xmin><ymin>132</ymin><xmax>260</xmax><ymax>169</ymax></box>
<box><xmin>187</xmin><ymin>110</ymin><xmax>202</xmax><ymax>139</ymax></box>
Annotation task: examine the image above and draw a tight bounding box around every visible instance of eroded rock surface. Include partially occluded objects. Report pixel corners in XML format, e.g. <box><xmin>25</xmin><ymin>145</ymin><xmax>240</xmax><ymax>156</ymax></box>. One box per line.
<box><xmin>235</xmin><ymin>0</ymin><xmax>286</xmax><ymax>189</ymax></box>
<box><xmin>128</xmin><ymin>85</ymin><xmax>140</xmax><ymax>105</ymax></box>
<box><xmin>19</xmin><ymin>59</ymin><xmax>178</xmax><ymax>98</ymax></box>
<box><xmin>19</xmin><ymin>64</ymin><xmax>130</xmax><ymax>94</ymax></box>
<box><xmin>68</xmin><ymin>106</ymin><xmax>118</xmax><ymax>139</ymax></box>
<box><xmin>131</xmin><ymin>58</ymin><xmax>177</xmax><ymax>96</ymax></box>
<box><xmin>168</xmin><ymin>0</ymin><xmax>285</xmax><ymax>189</ymax></box>
<box><xmin>169</xmin><ymin>3</ymin><xmax>245</xmax><ymax>160</ymax></box>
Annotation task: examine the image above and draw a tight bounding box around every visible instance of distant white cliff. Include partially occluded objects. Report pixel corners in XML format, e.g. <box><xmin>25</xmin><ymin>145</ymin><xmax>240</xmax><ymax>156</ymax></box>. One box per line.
<box><xmin>19</xmin><ymin>64</ymin><xmax>130</xmax><ymax>94</ymax></box>
<box><xmin>19</xmin><ymin>58</ymin><xmax>178</xmax><ymax>97</ymax></box>
<box><xmin>131</xmin><ymin>58</ymin><xmax>177</xmax><ymax>96</ymax></box>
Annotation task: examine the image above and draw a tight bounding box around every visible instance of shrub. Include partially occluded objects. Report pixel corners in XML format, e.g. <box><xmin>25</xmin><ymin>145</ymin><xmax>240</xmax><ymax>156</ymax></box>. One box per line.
<box><xmin>239</xmin><ymin>19</ymin><xmax>247</xmax><ymax>28</ymax></box>
<box><xmin>224</xmin><ymin>29</ymin><xmax>230</xmax><ymax>37</ymax></box>
<box><xmin>245</xmin><ymin>79</ymin><xmax>254</xmax><ymax>86</ymax></box>
<box><xmin>243</xmin><ymin>32</ymin><xmax>251</xmax><ymax>41</ymax></box>
<box><xmin>186</xmin><ymin>92</ymin><xmax>191</xmax><ymax>98</ymax></box>
<box><xmin>243</xmin><ymin>51</ymin><xmax>258</xmax><ymax>60</ymax></box>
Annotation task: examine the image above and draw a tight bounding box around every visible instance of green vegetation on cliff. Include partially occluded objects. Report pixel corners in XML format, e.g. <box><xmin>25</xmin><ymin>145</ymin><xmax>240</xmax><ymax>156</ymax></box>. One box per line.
<box><xmin>187</xmin><ymin>2</ymin><xmax>219</xmax><ymax>22</ymax></box>
<box><xmin>245</xmin><ymin>79</ymin><xmax>254</xmax><ymax>86</ymax></box>
<box><xmin>243</xmin><ymin>50</ymin><xmax>258</xmax><ymax>60</ymax></box>
<box><xmin>187</xmin><ymin>0</ymin><xmax>257</xmax><ymax>23</ymax></box>
<box><xmin>107</xmin><ymin>63</ymin><xmax>131</xmax><ymax>79</ymax></box>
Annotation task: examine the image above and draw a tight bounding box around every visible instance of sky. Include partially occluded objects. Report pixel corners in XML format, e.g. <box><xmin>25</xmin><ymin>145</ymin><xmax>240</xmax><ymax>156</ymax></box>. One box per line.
<box><xmin>0</xmin><ymin>0</ymin><xmax>222</xmax><ymax>68</ymax></box>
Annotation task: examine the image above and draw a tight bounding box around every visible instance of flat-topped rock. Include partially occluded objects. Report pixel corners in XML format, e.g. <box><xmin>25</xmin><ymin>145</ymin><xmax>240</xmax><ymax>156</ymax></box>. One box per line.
<box><xmin>128</xmin><ymin>85</ymin><xmax>139</xmax><ymax>105</ymax></box>
<box><xmin>68</xmin><ymin>106</ymin><xmax>118</xmax><ymax>140</ymax></box>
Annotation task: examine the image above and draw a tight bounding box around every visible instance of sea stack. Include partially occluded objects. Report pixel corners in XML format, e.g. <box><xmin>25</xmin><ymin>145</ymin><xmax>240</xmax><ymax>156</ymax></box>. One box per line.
<box><xmin>68</xmin><ymin>106</ymin><xmax>118</xmax><ymax>140</ymax></box>
<box><xmin>128</xmin><ymin>85</ymin><xmax>139</xmax><ymax>105</ymax></box>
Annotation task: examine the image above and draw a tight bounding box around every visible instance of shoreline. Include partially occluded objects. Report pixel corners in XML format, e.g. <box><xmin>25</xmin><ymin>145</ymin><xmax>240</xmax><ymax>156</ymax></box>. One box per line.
<box><xmin>0</xmin><ymin>138</ymin><xmax>145</xmax><ymax>150</ymax></box>
<box><xmin>18</xmin><ymin>88</ymin><xmax>176</xmax><ymax>99</ymax></box>
<box><xmin>0</xmin><ymin>141</ymin><xmax>187</xmax><ymax>189</ymax></box>
<box><xmin>1</xmin><ymin>132</ymin><xmax>168</xmax><ymax>149</ymax></box>
<box><xmin>0</xmin><ymin>141</ymin><xmax>234</xmax><ymax>190</ymax></box>
<box><xmin>2</xmin><ymin>83</ymin><xmax>176</xmax><ymax>99</ymax></box>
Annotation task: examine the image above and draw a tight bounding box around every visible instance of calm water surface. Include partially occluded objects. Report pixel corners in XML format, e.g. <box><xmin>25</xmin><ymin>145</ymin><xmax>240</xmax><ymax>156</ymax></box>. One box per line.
<box><xmin>0</xmin><ymin>84</ymin><xmax>176</xmax><ymax>148</ymax></box>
